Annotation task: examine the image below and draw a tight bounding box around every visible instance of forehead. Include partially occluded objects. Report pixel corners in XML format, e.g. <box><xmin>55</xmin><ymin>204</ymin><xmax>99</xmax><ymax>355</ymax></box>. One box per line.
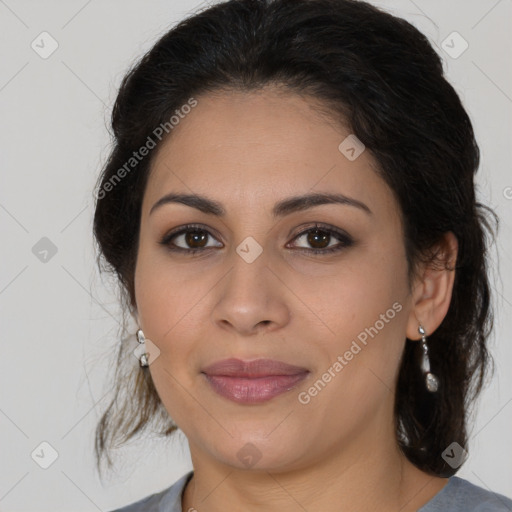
<box><xmin>143</xmin><ymin>87</ymin><xmax>397</xmax><ymax>220</ymax></box>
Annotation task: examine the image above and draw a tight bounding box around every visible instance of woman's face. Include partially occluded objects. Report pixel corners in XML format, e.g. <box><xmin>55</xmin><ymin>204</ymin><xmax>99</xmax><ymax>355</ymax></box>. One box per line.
<box><xmin>134</xmin><ymin>87</ymin><xmax>416</xmax><ymax>472</ymax></box>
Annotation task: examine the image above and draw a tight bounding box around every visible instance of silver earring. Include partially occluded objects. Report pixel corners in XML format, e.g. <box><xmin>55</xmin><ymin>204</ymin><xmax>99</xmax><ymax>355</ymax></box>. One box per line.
<box><xmin>418</xmin><ymin>324</ymin><xmax>439</xmax><ymax>392</ymax></box>
<box><xmin>136</xmin><ymin>328</ymin><xmax>149</xmax><ymax>367</ymax></box>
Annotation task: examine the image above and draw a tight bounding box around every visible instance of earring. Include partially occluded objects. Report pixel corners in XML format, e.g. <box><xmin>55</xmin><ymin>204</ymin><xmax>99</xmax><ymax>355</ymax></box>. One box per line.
<box><xmin>136</xmin><ymin>328</ymin><xmax>149</xmax><ymax>367</ymax></box>
<box><xmin>418</xmin><ymin>324</ymin><xmax>439</xmax><ymax>392</ymax></box>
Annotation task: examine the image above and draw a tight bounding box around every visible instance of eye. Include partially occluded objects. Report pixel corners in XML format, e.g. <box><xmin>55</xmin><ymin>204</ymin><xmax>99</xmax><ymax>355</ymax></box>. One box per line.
<box><xmin>159</xmin><ymin>223</ymin><xmax>223</xmax><ymax>255</ymax></box>
<box><xmin>287</xmin><ymin>223</ymin><xmax>354</xmax><ymax>254</ymax></box>
<box><xmin>159</xmin><ymin>222</ymin><xmax>354</xmax><ymax>256</ymax></box>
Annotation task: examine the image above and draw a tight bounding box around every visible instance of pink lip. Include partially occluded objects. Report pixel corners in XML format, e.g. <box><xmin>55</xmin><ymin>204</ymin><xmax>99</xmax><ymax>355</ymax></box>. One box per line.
<box><xmin>203</xmin><ymin>374</ymin><xmax>309</xmax><ymax>403</ymax></box>
<box><xmin>201</xmin><ymin>358</ymin><xmax>309</xmax><ymax>404</ymax></box>
<box><xmin>202</xmin><ymin>358</ymin><xmax>309</xmax><ymax>377</ymax></box>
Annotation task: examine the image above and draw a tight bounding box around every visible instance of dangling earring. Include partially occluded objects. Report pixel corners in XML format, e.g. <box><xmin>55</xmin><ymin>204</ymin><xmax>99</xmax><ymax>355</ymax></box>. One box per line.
<box><xmin>136</xmin><ymin>328</ymin><xmax>149</xmax><ymax>367</ymax></box>
<box><xmin>418</xmin><ymin>324</ymin><xmax>439</xmax><ymax>392</ymax></box>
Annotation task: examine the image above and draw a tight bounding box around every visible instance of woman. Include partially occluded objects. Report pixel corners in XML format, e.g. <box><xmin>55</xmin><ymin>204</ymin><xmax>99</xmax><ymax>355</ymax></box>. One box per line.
<box><xmin>93</xmin><ymin>0</ymin><xmax>512</xmax><ymax>510</ymax></box>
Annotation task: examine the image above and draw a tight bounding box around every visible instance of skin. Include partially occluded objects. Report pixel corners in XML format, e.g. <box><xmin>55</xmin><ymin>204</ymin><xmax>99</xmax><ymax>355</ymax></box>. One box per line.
<box><xmin>133</xmin><ymin>85</ymin><xmax>458</xmax><ymax>512</ymax></box>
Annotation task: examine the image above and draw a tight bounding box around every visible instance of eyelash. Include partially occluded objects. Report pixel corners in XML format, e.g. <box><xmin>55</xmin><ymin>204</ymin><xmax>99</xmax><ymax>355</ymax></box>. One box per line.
<box><xmin>159</xmin><ymin>222</ymin><xmax>354</xmax><ymax>256</ymax></box>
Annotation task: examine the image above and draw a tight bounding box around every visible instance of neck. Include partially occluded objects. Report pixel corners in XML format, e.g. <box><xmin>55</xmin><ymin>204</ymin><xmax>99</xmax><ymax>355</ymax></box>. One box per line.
<box><xmin>181</xmin><ymin>422</ymin><xmax>448</xmax><ymax>512</ymax></box>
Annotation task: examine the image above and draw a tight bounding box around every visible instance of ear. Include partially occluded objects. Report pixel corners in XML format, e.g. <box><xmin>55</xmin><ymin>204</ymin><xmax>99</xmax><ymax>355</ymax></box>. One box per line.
<box><xmin>406</xmin><ymin>231</ymin><xmax>458</xmax><ymax>340</ymax></box>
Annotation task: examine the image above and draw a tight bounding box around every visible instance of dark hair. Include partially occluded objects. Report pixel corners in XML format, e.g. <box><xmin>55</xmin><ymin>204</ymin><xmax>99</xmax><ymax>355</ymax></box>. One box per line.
<box><xmin>93</xmin><ymin>0</ymin><xmax>498</xmax><ymax>479</ymax></box>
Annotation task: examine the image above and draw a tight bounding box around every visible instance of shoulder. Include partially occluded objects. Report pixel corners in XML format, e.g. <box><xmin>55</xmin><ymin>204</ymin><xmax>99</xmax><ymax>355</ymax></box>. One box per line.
<box><xmin>420</xmin><ymin>476</ymin><xmax>512</xmax><ymax>512</ymax></box>
<box><xmin>107</xmin><ymin>471</ymin><xmax>194</xmax><ymax>512</ymax></box>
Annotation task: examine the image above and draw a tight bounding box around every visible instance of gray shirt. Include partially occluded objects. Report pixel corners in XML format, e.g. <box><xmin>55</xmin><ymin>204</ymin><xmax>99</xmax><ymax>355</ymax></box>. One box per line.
<box><xmin>109</xmin><ymin>471</ymin><xmax>512</xmax><ymax>511</ymax></box>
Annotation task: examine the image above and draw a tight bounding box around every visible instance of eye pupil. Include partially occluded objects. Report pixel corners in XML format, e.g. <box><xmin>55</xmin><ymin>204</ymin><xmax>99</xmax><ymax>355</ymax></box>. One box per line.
<box><xmin>186</xmin><ymin>230</ymin><xmax>208</xmax><ymax>248</ymax></box>
<box><xmin>308</xmin><ymin>228</ymin><xmax>330</xmax><ymax>249</ymax></box>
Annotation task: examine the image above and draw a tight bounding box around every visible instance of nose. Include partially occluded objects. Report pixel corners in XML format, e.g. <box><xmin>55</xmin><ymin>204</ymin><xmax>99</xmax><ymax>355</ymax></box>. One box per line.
<box><xmin>211</xmin><ymin>245</ymin><xmax>290</xmax><ymax>337</ymax></box>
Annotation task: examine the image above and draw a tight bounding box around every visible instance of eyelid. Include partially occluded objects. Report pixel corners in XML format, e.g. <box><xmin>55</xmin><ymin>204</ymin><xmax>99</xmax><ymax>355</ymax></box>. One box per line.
<box><xmin>286</xmin><ymin>223</ymin><xmax>354</xmax><ymax>254</ymax></box>
<box><xmin>160</xmin><ymin>223</ymin><xmax>223</xmax><ymax>243</ymax></box>
<box><xmin>159</xmin><ymin>223</ymin><xmax>223</xmax><ymax>251</ymax></box>
<box><xmin>287</xmin><ymin>222</ymin><xmax>352</xmax><ymax>244</ymax></box>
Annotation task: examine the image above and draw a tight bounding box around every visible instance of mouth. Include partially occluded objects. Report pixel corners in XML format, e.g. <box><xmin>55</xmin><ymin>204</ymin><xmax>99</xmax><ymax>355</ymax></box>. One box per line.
<box><xmin>201</xmin><ymin>358</ymin><xmax>310</xmax><ymax>404</ymax></box>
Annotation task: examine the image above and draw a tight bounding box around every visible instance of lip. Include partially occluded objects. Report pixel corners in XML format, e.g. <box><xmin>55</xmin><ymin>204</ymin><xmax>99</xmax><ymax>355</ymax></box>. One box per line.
<box><xmin>201</xmin><ymin>358</ymin><xmax>309</xmax><ymax>404</ymax></box>
<box><xmin>202</xmin><ymin>358</ymin><xmax>309</xmax><ymax>377</ymax></box>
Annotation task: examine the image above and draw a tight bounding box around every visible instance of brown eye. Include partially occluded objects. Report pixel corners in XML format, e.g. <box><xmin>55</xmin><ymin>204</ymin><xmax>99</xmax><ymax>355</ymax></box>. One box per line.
<box><xmin>184</xmin><ymin>229</ymin><xmax>208</xmax><ymax>248</ymax></box>
<box><xmin>305</xmin><ymin>228</ymin><xmax>331</xmax><ymax>249</ymax></box>
<box><xmin>160</xmin><ymin>224</ymin><xmax>223</xmax><ymax>253</ymax></box>
<box><xmin>160</xmin><ymin>222</ymin><xmax>353</xmax><ymax>256</ymax></box>
<box><xmin>289</xmin><ymin>224</ymin><xmax>354</xmax><ymax>254</ymax></box>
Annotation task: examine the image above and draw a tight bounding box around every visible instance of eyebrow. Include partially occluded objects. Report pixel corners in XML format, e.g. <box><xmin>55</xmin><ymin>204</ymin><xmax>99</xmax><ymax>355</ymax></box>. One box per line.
<box><xmin>149</xmin><ymin>191</ymin><xmax>372</xmax><ymax>218</ymax></box>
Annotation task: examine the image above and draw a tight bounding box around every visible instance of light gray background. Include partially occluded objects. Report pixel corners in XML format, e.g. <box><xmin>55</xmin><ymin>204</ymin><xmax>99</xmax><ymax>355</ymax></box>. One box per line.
<box><xmin>0</xmin><ymin>0</ymin><xmax>511</xmax><ymax>510</ymax></box>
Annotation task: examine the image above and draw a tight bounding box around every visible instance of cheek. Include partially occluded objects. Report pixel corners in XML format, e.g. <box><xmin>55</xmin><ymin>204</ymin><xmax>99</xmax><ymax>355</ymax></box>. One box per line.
<box><xmin>135</xmin><ymin>261</ymin><xmax>197</xmax><ymax>343</ymax></box>
<box><xmin>134</xmin><ymin>253</ymin><xmax>205</xmax><ymax>426</ymax></box>
<box><xmin>133</xmin><ymin>245</ymin><xmax>221</xmax><ymax>375</ymax></box>
<box><xmin>303</xmin><ymin>298</ymin><xmax>407</xmax><ymax>432</ymax></box>
<box><xmin>312</xmin><ymin>244</ymin><xmax>409</xmax><ymax>382</ymax></box>
<box><xmin>134</xmin><ymin>243</ymin><xmax>181</xmax><ymax>349</ymax></box>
